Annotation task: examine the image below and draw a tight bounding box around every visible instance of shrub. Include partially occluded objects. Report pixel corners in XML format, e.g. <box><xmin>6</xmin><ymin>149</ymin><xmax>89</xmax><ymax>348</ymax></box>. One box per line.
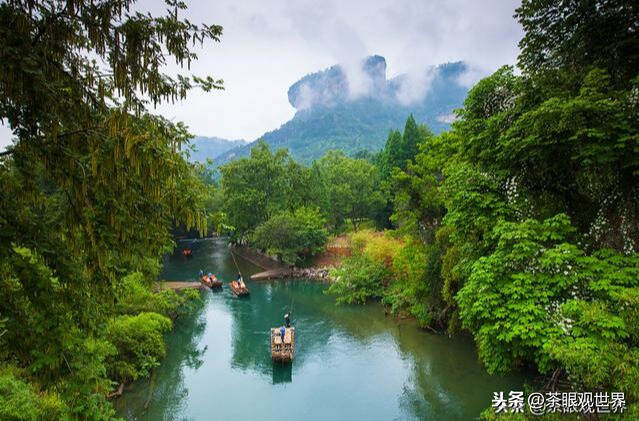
<box><xmin>326</xmin><ymin>253</ymin><xmax>390</xmax><ymax>304</ymax></box>
<box><xmin>116</xmin><ymin>272</ymin><xmax>202</xmax><ymax>319</ymax></box>
<box><xmin>252</xmin><ymin>207</ymin><xmax>328</xmax><ymax>265</ymax></box>
<box><xmin>105</xmin><ymin>312</ymin><xmax>172</xmax><ymax>382</ymax></box>
<box><xmin>0</xmin><ymin>367</ymin><xmax>67</xmax><ymax>421</ymax></box>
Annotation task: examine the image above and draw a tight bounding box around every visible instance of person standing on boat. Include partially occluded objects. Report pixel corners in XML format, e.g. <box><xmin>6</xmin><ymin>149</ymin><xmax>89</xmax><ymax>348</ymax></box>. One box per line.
<box><xmin>280</xmin><ymin>325</ymin><xmax>286</xmax><ymax>342</ymax></box>
<box><xmin>237</xmin><ymin>272</ymin><xmax>245</xmax><ymax>288</ymax></box>
<box><xmin>199</xmin><ymin>269</ymin><xmax>204</xmax><ymax>277</ymax></box>
<box><xmin>284</xmin><ymin>313</ymin><xmax>290</xmax><ymax>328</ymax></box>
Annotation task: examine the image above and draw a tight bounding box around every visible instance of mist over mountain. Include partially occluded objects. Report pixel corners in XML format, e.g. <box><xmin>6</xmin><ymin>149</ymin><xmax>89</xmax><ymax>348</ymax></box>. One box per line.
<box><xmin>188</xmin><ymin>136</ymin><xmax>248</xmax><ymax>163</ymax></box>
<box><xmin>215</xmin><ymin>55</ymin><xmax>469</xmax><ymax>165</ymax></box>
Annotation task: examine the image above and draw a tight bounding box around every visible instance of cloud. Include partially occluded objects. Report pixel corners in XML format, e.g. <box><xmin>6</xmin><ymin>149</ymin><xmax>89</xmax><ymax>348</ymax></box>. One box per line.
<box><xmin>2</xmin><ymin>0</ymin><xmax>524</xmax><ymax>146</ymax></box>
<box><xmin>394</xmin><ymin>67</ymin><xmax>437</xmax><ymax>105</ymax></box>
<box><xmin>436</xmin><ymin>113</ymin><xmax>457</xmax><ymax>124</ymax></box>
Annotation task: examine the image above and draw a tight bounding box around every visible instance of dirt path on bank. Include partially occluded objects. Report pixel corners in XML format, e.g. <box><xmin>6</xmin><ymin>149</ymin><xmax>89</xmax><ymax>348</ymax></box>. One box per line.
<box><xmin>155</xmin><ymin>281</ymin><xmax>202</xmax><ymax>291</ymax></box>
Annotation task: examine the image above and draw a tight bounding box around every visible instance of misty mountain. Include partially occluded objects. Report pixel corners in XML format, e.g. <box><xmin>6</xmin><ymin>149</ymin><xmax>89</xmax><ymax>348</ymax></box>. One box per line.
<box><xmin>216</xmin><ymin>56</ymin><xmax>469</xmax><ymax>165</ymax></box>
<box><xmin>188</xmin><ymin>136</ymin><xmax>248</xmax><ymax>163</ymax></box>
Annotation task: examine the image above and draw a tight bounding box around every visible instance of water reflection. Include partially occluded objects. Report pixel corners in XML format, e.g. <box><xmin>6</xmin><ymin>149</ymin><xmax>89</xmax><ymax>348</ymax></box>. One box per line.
<box><xmin>272</xmin><ymin>362</ymin><xmax>292</xmax><ymax>384</ymax></box>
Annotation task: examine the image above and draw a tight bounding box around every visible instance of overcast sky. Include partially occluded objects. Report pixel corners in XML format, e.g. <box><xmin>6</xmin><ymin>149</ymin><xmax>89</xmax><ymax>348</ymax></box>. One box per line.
<box><xmin>0</xmin><ymin>0</ymin><xmax>523</xmax><ymax>151</ymax></box>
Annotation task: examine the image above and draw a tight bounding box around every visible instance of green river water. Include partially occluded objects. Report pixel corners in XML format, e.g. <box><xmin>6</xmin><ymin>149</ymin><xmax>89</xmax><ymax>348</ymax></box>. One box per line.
<box><xmin>115</xmin><ymin>237</ymin><xmax>525</xmax><ymax>420</ymax></box>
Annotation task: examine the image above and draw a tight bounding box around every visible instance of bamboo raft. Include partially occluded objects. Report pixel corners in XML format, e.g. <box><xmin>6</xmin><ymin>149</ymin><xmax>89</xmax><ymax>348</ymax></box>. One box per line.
<box><xmin>271</xmin><ymin>327</ymin><xmax>295</xmax><ymax>362</ymax></box>
<box><xmin>200</xmin><ymin>275</ymin><xmax>222</xmax><ymax>289</ymax></box>
<box><xmin>229</xmin><ymin>280</ymin><xmax>249</xmax><ymax>296</ymax></box>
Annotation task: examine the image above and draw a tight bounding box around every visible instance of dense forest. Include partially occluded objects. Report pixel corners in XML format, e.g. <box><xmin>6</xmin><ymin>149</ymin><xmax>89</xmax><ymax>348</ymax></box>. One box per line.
<box><xmin>1</xmin><ymin>0</ymin><xmax>638</xmax><ymax>420</ymax></box>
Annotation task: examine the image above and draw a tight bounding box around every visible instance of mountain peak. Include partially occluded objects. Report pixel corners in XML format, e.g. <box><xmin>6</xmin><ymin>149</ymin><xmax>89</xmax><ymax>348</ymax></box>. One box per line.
<box><xmin>288</xmin><ymin>55</ymin><xmax>467</xmax><ymax>111</ymax></box>
<box><xmin>288</xmin><ymin>55</ymin><xmax>389</xmax><ymax>110</ymax></box>
<box><xmin>214</xmin><ymin>57</ymin><xmax>470</xmax><ymax>166</ymax></box>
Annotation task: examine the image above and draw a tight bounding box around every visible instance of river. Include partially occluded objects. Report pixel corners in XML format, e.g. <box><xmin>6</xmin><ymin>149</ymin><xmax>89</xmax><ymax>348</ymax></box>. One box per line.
<box><xmin>115</xmin><ymin>237</ymin><xmax>525</xmax><ymax>420</ymax></box>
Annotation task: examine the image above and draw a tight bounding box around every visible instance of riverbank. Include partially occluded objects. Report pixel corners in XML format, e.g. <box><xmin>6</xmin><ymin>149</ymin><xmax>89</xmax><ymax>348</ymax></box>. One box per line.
<box><xmin>250</xmin><ymin>266</ymin><xmax>331</xmax><ymax>281</ymax></box>
<box><xmin>231</xmin><ymin>246</ymin><xmax>333</xmax><ymax>281</ymax></box>
<box><xmin>155</xmin><ymin>281</ymin><xmax>202</xmax><ymax>291</ymax></box>
<box><xmin>229</xmin><ymin>245</ymin><xmax>287</xmax><ymax>271</ymax></box>
<box><xmin>232</xmin><ymin>236</ymin><xmax>349</xmax><ymax>282</ymax></box>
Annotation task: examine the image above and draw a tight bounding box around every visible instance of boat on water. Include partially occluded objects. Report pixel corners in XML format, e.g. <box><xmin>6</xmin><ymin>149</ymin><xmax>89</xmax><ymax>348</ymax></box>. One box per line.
<box><xmin>229</xmin><ymin>280</ymin><xmax>249</xmax><ymax>296</ymax></box>
<box><xmin>200</xmin><ymin>274</ymin><xmax>222</xmax><ymax>289</ymax></box>
<box><xmin>271</xmin><ymin>326</ymin><xmax>295</xmax><ymax>362</ymax></box>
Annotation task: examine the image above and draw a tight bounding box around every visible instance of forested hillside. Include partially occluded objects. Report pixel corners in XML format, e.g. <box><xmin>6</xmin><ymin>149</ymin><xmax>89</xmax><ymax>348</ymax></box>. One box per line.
<box><xmin>188</xmin><ymin>136</ymin><xmax>247</xmax><ymax>163</ymax></box>
<box><xmin>215</xmin><ymin>58</ymin><xmax>468</xmax><ymax>165</ymax></box>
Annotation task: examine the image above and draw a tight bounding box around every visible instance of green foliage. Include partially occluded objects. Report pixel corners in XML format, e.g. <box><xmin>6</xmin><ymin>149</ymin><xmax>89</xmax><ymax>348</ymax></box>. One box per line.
<box><xmin>116</xmin><ymin>272</ymin><xmax>202</xmax><ymax>319</ymax></box>
<box><xmin>327</xmin><ymin>253</ymin><xmax>390</xmax><ymax>304</ymax></box>
<box><xmin>332</xmin><ymin>1</ymin><xmax>639</xmax><ymax>414</ymax></box>
<box><xmin>456</xmin><ymin>215</ymin><xmax>578</xmax><ymax>373</ymax></box>
<box><xmin>105</xmin><ymin>312</ymin><xmax>172</xmax><ymax>383</ymax></box>
<box><xmin>379</xmin><ymin>115</ymin><xmax>432</xmax><ymax>180</ymax></box>
<box><xmin>221</xmin><ymin>143</ymin><xmax>386</xmax><ymax>240</ymax></box>
<box><xmin>0</xmin><ymin>1</ymin><xmax>221</xmax><ymax>418</ymax></box>
<box><xmin>220</xmin><ymin>141</ymin><xmax>324</xmax><ymax>240</ymax></box>
<box><xmin>220</xmin><ymin>142</ymin><xmax>288</xmax><ymax>238</ymax></box>
<box><xmin>515</xmin><ymin>0</ymin><xmax>639</xmax><ymax>86</ymax></box>
<box><xmin>0</xmin><ymin>367</ymin><xmax>68</xmax><ymax>421</ymax></box>
<box><xmin>544</xmin><ymin>249</ymin><xmax>639</xmax><ymax>403</ymax></box>
<box><xmin>350</xmin><ymin>229</ymin><xmax>403</xmax><ymax>264</ymax></box>
<box><xmin>252</xmin><ymin>207</ymin><xmax>328</xmax><ymax>265</ymax></box>
<box><xmin>316</xmin><ymin>150</ymin><xmax>385</xmax><ymax>230</ymax></box>
<box><xmin>384</xmin><ymin>239</ymin><xmax>443</xmax><ymax>327</ymax></box>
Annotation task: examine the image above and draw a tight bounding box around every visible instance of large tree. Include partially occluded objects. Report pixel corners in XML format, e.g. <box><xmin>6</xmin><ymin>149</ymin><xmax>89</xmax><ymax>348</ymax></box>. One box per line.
<box><xmin>316</xmin><ymin>150</ymin><xmax>384</xmax><ymax>230</ymax></box>
<box><xmin>0</xmin><ymin>1</ymin><xmax>222</xmax><ymax>418</ymax></box>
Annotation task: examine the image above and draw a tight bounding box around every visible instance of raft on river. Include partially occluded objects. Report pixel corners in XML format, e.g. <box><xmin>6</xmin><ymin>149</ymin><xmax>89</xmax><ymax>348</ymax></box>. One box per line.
<box><xmin>229</xmin><ymin>280</ymin><xmax>249</xmax><ymax>296</ymax></box>
<box><xmin>271</xmin><ymin>327</ymin><xmax>295</xmax><ymax>362</ymax></box>
<box><xmin>200</xmin><ymin>275</ymin><xmax>222</xmax><ymax>289</ymax></box>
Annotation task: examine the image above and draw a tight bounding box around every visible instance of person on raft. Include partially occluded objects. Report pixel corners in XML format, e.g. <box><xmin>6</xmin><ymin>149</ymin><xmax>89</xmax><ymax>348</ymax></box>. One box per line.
<box><xmin>199</xmin><ymin>269</ymin><xmax>204</xmax><ymax>277</ymax></box>
<box><xmin>284</xmin><ymin>313</ymin><xmax>290</xmax><ymax>328</ymax></box>
<box><xmin>280</xmin><ymin>325</ymin><xmax>286</xmax><ymax>342</ymax></box>
<box><xmin>237</xmin><ymin>272</ymin><xmax>245</xmax><ymax>288</ymax></box>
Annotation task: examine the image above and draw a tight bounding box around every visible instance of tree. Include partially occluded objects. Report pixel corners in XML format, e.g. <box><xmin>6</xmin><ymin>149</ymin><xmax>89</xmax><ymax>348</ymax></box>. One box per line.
<box><xmin>516</xmin><ymin>0</ymin><xmax>639</xmax><ymax>86</ymax></box>
<box><xmin>316</xmin><ymin>150</ymin><xmax>385</xmax><ymax>230</ymax></box>
<box><xmin>365</xmin><ymin>2</ymin><xmax>639</xmax><ymax>412</ymax></box>
<box><xmin>220</xmin><ymin>141</ymin><xmax>293</xmax><ymax>241</ymax></box>
<box><xmin>0</xmin><ymin>1</ymin><xmax>222</xmax><ymax>418</ymax></box>
<box><xmin>379</xmin><ymin>129</ymin><xmax>402</xmax><ymax>179</ymax></box>
<box><xmin>378</xmin><ymin>115</ymin><xmax>433</xmax><ymax>181</ymax></box>
<box><xmin>252</xmin><ymin>207</ymin><xmax>328</xmax><ymax>265</ymax></box>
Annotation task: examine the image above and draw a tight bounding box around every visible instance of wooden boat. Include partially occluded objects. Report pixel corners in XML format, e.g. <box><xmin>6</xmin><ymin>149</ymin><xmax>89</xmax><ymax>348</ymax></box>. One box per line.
<box><xmin>271</xmin><ymin>327</ymin><xmax>295</xmax><ymax>362</ymax></box>
<box><xmin>200</xmin><ymin>275</ymin><xmax>222</xmax><ymax>289</ymax></box>
<box><xmin>229</xmin><ymin>280</ymin><xmax>249</xmax><ymax>296</ymax></box>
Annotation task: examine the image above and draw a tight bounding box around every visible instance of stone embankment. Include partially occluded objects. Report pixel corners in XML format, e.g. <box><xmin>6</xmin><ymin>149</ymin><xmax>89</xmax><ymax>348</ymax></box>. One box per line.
<box><xmin>250</xmin><ymin>267</ymin><xmax>331</xmax><ymax>281</ymax></box>
<box><xmin>230</xmin><ymin>245</ymin><xmax>334</xmax><ymax>281</ymax></box>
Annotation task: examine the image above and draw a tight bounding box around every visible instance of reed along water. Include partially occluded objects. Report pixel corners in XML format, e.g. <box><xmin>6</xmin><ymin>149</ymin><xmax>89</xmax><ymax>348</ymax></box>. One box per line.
<box><xmin>115</xmin><ymin>237</ymin><xmax>525</xmax><ymax>420</ymax></box>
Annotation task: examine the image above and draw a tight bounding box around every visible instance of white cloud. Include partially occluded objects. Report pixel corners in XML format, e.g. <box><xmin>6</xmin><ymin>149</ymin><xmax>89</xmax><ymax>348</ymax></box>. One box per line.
<box><xmin>3</xmin><ymin>0</ymin><xmax>524</xmax><ymax>145</ymax></box>
<box><xmin>394</xmin><ymin>67</ymin><xmax>437</xmax><ymax>105</ymax></box>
